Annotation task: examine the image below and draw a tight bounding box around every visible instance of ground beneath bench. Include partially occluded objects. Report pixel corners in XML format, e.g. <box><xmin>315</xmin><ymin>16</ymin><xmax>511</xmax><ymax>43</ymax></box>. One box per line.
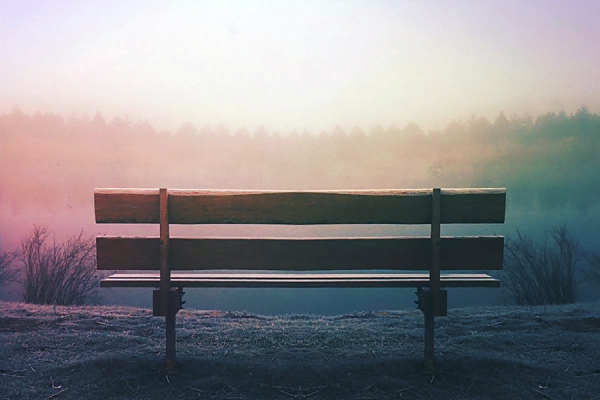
<box><xmin>1</xmin><ymin>301</ymin><xmax>599</xmax><ymax>399</ymax></box>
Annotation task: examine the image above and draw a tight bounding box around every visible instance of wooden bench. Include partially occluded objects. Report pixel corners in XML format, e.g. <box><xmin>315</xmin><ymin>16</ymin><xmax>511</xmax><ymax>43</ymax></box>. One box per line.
<box><xmin>95</xmin><ymin>188</ymin><xmax>506</xmax><ymax>370</ymax></box>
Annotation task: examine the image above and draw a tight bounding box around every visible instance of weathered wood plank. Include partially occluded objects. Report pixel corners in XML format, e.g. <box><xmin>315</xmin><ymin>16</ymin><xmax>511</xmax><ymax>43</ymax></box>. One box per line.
<box><xmin>103</xmin><ymin>273</ymin><xmax>497</xmax><ymax>280</ymax></box>
<box><xmin>94</xmin><ymin>188</ymin><xmax>506</xmax><ymax>224</ymax></box>
<box><xmin>96</xmin><ymin>236</ymin><xmax>504</xmax><ymax>271</ymax></box>
<box><xmin>100</xmin><ymin>273</ymin><xmax>500</xmax><ymax>288</ymax></box>
<box><xmin>95</xmin><ymin>189</ymin><xmax>160</xmax><ymax>223</ymax></box>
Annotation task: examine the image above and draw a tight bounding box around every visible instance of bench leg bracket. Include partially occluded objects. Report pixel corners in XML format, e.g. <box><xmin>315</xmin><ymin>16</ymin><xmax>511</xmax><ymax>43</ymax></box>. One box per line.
<box><xmin>153</xmin><ymin>288</ymin><xmax>185</xmax><ymax>370</ymax></box>
<box><xmin>416</xmin><ymin>287</ymin><xmax>447</xmax><ymax>372</ymax></box>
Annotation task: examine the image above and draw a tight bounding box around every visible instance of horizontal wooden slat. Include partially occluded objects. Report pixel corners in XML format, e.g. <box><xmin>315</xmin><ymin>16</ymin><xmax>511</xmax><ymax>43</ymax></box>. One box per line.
<box><xmin>96</xmin><ymin>236</ymin><xmax>504</xmax><ymax>271</ymax></box>
<box><xmin>95</xmin><ymin>188</ymin><xmax>506</xmax><ymax>224</ymax></box>
<box><xmin>103</xmin><ymin>273</ymin><xmax>495</xmax><ymax>280</ymax></box>
<box><xmin>95</xmin><ymin>189</ymin><xmax>160</xmax><ymax>224</ymax></box>
<box><xmin>100</xmin><ymin>273</ymin><xmax>500</xmax><ymax>288</ymax></box>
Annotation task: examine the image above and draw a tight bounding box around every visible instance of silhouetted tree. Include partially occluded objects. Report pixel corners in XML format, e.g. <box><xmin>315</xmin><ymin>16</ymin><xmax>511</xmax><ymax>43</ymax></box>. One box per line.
<box><xmin>584</xmin><ymin>252</ymin><xmax>600</xmax><ymax>286</ymax></box>
<box><xmin>509</xmin><ymin>113</ymin><xmax>534</xmax><ymax>138</ymax></box>
<box><xmin>177</xmin><ymin>122</ymin><xmax>198</xmax><ymax>137</ymax></box>
<box><xmin>493</xmin><ymin>111</ymin><xmax>509</xmax><ymax>133</ymax></box>
<box><xmin>403</xmin><ymin>122</ymin><xmax>424</xmax><ymax>139</ymax></box>
<box><xmin>0</xmin><ymin>250</ymin><xmax>17</xmax><ymax>289</ymax></box>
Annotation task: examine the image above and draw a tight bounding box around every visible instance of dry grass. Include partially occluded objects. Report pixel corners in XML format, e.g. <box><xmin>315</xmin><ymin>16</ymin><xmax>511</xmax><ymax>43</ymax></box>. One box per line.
<box><xmin>1</xmin><ymin>301</ymin><xmax>600</xmax><ymax>399</ymax></box>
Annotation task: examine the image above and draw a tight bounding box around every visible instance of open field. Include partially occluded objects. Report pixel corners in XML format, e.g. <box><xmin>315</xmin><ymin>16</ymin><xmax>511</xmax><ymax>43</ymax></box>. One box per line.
<box><xmin>1</xmin><ymin>301</ymin><xmax>599</xmax><ymax>399</ymax></box>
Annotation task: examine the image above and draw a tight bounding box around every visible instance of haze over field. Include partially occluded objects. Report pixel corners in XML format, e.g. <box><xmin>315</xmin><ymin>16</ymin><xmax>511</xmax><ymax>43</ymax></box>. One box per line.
<box><xmin>1</xmin><ymin>1</ymin><xmax>599</xmax><ymax>313</ymax></box>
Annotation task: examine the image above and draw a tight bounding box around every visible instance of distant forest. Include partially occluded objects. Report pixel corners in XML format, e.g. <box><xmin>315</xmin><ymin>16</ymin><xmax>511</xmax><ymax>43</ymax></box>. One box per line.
<box><xmin>1</xmin><ymin>107</ymin><xmax>599</xmax><ymax>213</ymax></box>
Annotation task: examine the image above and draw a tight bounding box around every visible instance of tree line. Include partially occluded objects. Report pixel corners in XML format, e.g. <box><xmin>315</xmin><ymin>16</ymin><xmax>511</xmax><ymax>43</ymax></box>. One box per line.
<box><xmin>1</xmin><ymin>106</ymin><xmax>599</xmax><ymax>212</ymax></box>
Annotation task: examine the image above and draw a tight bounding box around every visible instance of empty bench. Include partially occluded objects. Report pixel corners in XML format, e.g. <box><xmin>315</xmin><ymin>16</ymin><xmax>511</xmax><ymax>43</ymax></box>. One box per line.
<box><xmin>95</xmin><ymin>188</ymin><xmax>506</xmax><ymax>370</ymax></box>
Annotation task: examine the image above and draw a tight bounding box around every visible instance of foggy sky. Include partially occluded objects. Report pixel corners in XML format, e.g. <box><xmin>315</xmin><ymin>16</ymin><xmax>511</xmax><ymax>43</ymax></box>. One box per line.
<box><xmin>1</xmin><ymin>0</ymin><xmax>599</xmax><ymax>133</ymax></box>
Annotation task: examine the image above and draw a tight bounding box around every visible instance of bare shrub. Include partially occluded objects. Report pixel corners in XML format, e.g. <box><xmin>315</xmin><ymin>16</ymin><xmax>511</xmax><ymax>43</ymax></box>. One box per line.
<box><xmin>17</xmin><ymin>226</ymin><xmax>99</xmax><ymax>305</ymax></box>
<box><xmin>0</xmin><ymin>250</ymin><xmax>18</xmax><ymax>288</ymax></box>
<box><xmin>502</xmin><ymin>225</ymin><xmax>579</xmax><ymax>306</ymax></box>
<box><xmin>583</xmin><ymin>252</ymin><xmax>600</xmax><ymax>285</ymax></box>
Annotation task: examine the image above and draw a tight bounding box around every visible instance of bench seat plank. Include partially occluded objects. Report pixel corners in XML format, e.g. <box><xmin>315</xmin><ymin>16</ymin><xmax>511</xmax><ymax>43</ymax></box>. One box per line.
<box><xmin>97</xmin><ymin>236</ymin><xmax>504</xmax><ymax>271</ymax></box>
<box><xmin>101</xmin><ymin>273</ymin><xmax>500</xmax><ymax>288</ymax></box>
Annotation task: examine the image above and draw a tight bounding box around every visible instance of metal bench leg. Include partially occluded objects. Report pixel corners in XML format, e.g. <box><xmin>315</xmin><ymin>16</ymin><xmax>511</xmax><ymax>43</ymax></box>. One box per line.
<box><xmin>155</xmin><ymin>288</ymin><xmax>184</xmax><ymax>371</ymax></box>
<box><xmin>165</xmin><ymin>305</ymin><xmax>176</xmax><ymax>370</ymax></box>
<box><xmin>423</xmin><ymin>308</ymin><xmax>435</xmax><ymax>372</ymax></box>
<box><xmin>416</xmin><ymin>287</ymin><xmax>438</xmax><ymax>372</ymax></box>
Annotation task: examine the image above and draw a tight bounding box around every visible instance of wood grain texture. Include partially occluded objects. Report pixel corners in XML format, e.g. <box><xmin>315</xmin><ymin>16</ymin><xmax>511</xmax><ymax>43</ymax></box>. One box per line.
<box><xmin>100</xmin><ymin>272</ymin><xmax>500</xmax><ymax>288</ymax></box>
<box><xmin>96</xmin><ymin>236</ymin><xmax>504</xmax><ymax>271</ymax></box>
<box><xmin>94</xmin><ymin>188</ymin><xmax>506</xmax><ymax>224</ymax></box>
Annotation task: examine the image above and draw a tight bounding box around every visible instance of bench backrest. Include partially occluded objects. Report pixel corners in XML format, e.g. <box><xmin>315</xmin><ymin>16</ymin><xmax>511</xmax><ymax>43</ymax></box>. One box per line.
<box><xmin>95</xmin><ymin>188</ymin><xmax>505</xmax><ymax>271</ymax></box>
<box><xmin>95</xmin><ymin>188</ymin><xmax>505</xmax><ymax>314</ymax></box>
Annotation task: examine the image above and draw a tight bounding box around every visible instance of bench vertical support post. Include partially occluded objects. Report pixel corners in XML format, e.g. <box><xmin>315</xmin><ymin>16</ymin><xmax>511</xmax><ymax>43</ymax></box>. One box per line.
<box><xmin>431</xmin><ymin>187</ymin><xmax>441</xmax><ymax>316</ymax></box>
<box><xmin>160</xmin><ymin>188</ymin><xmax>170</xmax><ymax>316</ymax></box>
<box><xmin>425</xmin><ymin>187</ymin><xmax>441</xmax><ymax>370</ymax></box>
<box><xmin>159</xmin><ymin>188</ymin><xmax>175</xmax><ymax>369</ymax></box>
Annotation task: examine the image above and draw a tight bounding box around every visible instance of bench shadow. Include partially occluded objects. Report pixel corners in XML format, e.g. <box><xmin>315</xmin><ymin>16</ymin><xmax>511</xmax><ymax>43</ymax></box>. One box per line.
<box><xmin>52</xmin><ymin>353</ymin><xmax>550</xmax><ymax>399</ymax></box>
